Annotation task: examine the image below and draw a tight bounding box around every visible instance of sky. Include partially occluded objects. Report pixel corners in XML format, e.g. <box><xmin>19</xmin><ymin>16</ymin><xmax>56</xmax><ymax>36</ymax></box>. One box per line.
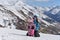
<box><xmin>0</xmin><ymin>0</ymin><xmax>60</xmax><ymax>7</ymax></box>
<box><xmin>23</xmin><ymin>0</ymin><xmax>60</xmax><ymax>7</ymax></box>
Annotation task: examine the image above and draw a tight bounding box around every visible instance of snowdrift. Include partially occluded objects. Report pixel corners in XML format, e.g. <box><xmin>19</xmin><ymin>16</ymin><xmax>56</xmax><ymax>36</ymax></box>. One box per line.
<box><xmin>0</xmin><ymin>28</ymin><xmax>60</xmax><ymax>40</ymax></box>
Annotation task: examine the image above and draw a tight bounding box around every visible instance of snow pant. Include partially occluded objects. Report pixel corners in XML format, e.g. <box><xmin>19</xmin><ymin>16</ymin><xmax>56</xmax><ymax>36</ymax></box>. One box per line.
<box><xmin>34</xmin><ymin>30</ymin><xmax>40</xmax><ymax>37</ymax></box>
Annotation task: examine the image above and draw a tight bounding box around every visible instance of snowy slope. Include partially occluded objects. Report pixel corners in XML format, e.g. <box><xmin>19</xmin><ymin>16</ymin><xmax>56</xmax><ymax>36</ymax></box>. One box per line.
<box><xmin>0</xmin><ymin>0</ymin><xmax>60</xmax><ymax>35</ymax></box>
<box><xmin>0</xmin><ymin>0</ymin><xmax>36</xmax><ymax>28</ymax></box>
<box><xmin>0</xmin><ymin>0</ymin><xmax>41</xmax><ymax>28</ymax></box>
<box><xmin>0</xmin><ymin>28</ymin><xmax>60</xmax><ymax>40</ymax></box>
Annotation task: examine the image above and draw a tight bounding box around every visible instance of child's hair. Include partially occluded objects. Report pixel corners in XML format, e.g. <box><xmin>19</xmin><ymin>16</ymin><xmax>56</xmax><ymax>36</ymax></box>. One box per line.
<box><xmin>28</xmin><ymin>26</ymin><xmax>30</xmax><ymax>29</ymax></box>
<box><xmin>31</xmin><ymin>26</ymin><xmax>34</xmax><ymax>29</ymax></box>
<box><xmin>33</xmin><ymin>15</ymin><xmax>39</xmax><ymax>23</ymax></box>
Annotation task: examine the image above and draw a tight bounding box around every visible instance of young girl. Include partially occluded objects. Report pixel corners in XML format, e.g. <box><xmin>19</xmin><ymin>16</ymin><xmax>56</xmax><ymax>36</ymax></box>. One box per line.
<box><xmin>26</xmin><ymin>18</ymin><xmax>35</xmax><ymax>36</ymax></box>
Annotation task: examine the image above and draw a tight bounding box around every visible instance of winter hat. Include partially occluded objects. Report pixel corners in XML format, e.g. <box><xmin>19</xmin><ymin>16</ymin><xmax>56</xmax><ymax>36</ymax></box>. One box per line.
<box><xmin>34</xmin><ymin>15</ymin><xmax>37</xmax><ymax>18</ymax></box>
<box><xmin>33</xmin><ymin>13</ymin><xmax>40</xmax><ymax>18</ymax></box>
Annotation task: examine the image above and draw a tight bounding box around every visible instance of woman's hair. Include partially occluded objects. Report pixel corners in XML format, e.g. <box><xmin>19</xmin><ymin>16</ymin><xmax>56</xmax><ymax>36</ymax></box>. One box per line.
<box><xmin>33</xmin><ymin>15</ymin><xmax>39</xmax><ymax>23</ymax></box>
<box><xmin>36</xmin><ymin>17</ymin><xmax>39</xmax><ymax>23</ymax></box>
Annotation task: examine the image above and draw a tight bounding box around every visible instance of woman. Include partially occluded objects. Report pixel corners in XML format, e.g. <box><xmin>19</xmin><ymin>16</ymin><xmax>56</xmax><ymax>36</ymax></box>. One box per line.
<box><xmin>33</xmin><ymin>15</ymin><xmax>40</xmax><ymax>37</ymax></box>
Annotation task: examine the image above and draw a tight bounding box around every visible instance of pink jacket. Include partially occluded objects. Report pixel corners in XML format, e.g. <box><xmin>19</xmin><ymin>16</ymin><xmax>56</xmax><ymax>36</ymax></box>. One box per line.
<box><xmin>27</xmin><ymin>22</ymin><xmax>35</xmax><ymax>36</ymax></box>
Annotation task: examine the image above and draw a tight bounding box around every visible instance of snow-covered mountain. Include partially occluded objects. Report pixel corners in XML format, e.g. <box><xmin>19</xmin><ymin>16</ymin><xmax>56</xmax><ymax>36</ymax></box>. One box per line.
<box><xmin>0</xmin><ymin>0</ymin><xmax>40</xmax><ymax>30</ymax></box>
<box><xmin>0</xmin><ymin>0</ymin><xmax>60</xmax><ymax>35</ymax></box>
<box><xmin>44</xmin><ymin>6</ymin><xmax>60</xmax><ymax>22</ymax></box>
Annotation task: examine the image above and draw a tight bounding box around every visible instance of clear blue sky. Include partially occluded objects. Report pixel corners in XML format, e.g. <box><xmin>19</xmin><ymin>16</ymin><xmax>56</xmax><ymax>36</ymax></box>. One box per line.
<box><xmin>25</xmin><ymin>0</ymin><xmax>60</xmax><ymax>7</ymax></box>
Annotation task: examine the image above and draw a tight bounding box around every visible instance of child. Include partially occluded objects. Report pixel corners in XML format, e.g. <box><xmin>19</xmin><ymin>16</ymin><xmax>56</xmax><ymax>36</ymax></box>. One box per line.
<box><xmin>26</xmin><ymin>18</ymin><xmax>35</xmax><ymax>36</ymax></box>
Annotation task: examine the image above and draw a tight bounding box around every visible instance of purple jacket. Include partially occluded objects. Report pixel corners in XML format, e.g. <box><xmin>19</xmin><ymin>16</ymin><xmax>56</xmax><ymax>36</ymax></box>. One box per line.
<box><xmin>27</xmin><ymin>22</ymin><xmax>35</xmax><ymax>36</ymax></box>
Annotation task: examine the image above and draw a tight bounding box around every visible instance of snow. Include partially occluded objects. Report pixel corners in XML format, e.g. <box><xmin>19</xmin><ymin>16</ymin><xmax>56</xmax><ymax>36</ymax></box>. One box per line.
<box><xmin>0</xmin><ymin>0</ymin><xmax>60</xmax><ymax>40</ymax></box>
<box><xmin>0</xmin><ymin>28</ymin><xmax>60</xmax><ymax>40</ymax></box>
<box><xmin>52</xmin><ymin>8</ymin><xmax>60</xmax><ymax>15</ymax></box>
<box><xmin>0</xmin><ymin>18</ymin><xmax>4</xmax><ymax>26</ymax></box>
<box><xmin>4</xmin><ymin>6</ymin><xmax>26</xmax><ymax>20</ymax></box>
<box><xmin>40</xmin><ymin>18</ymin><xmax>50</xmax><ymax>25</ymax></box>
